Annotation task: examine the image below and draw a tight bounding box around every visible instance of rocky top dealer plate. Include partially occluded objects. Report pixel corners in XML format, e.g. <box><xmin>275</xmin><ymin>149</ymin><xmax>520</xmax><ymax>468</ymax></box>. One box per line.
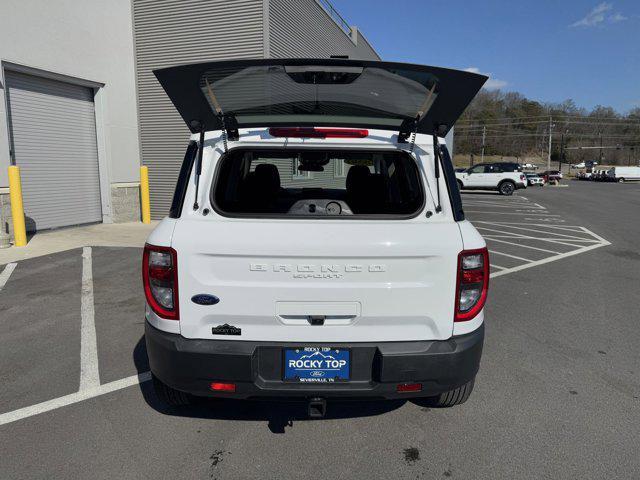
<box><xmin>283</xmin><ymin>347</ymin><xmax>350</xmax><ymax>383</ymax></box>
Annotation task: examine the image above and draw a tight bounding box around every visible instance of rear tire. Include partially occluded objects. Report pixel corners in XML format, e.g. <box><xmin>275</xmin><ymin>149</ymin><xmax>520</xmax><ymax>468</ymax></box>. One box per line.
<box><xmin>498</xmin><ymin>181</ymin><xmax>515</xmax><ymax>196</ymax></box>
<box><xmin>152</xmin><ymin>374</ymin><xmax>192</xmax><ymax>406</ymax></box>
<box><xmin>423</xmin><ymin>378</ymin><xmax>475</xmax><ymax>408</ymax></box>
<box><xmin>618</xmin><ymin>178</ymin><xmax>625</xmax><ymax>183</ymax></box>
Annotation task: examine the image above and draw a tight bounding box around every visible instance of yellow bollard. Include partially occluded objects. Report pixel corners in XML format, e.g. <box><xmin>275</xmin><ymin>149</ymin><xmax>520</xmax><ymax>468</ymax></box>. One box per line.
<box><xmin>8</xmin><ymin>166</ymin><xmax>27</xmax><ymax>247</ymax></box>
<box><xmin>140</xmin><ymin>166</ymin><xmax>151</xmax><ymax>224</ymax></box>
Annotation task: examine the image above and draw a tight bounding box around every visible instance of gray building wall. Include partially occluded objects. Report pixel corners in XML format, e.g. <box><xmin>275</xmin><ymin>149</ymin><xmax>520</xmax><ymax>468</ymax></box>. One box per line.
<box><xmin>269</xmin><ymin>0</ymin><xmax>380</xmax><ymax>60</ymax></box>
<box><xmin>134</xmin><ymin>0</ymin><xmax>380</xmax><ymax>219</ymax></box>
<box><xmin>0</xmin><ymin>0</ymin><xmax>141</xmax><ymax>226</ymax></box>
<box><xmin>133</xmin><ymin>0</ymin><xmax>265</xmax><ymax>218</ymax></box>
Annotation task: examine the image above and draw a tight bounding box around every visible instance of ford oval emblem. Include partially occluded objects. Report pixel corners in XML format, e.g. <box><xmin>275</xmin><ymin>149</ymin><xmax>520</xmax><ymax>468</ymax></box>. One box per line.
<box><xmin>310</xmin><ymin>371</ymin><xmax>325</xmax><ymax>377</ymax></box>
<box><xmin>191</xmin><ymin>294</ymin><xmax>220</xmax><ymax>306</ymax></box>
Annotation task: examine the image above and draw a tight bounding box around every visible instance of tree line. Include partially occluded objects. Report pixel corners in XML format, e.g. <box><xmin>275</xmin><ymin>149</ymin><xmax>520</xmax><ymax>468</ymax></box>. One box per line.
<box><xmin>454</xmin><ymin>90</ymin><xmax>640</xmax><ymax>166</ymax></box>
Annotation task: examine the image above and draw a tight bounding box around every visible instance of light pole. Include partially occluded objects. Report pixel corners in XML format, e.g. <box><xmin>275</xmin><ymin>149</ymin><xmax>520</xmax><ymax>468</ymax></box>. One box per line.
<box><xmin>547</xmin><ymin>116</ymin><xmax>555</xmax><ymax>181</ymax></box>
<box><xmin>599</xmin><ymin>132</ymin><xmax>604</xmax><ymax>164</ymax></box>
<box><xmin>559</xmin><ymin>129</ymin><xmax>569</xmax><ymax>174</ymax></box>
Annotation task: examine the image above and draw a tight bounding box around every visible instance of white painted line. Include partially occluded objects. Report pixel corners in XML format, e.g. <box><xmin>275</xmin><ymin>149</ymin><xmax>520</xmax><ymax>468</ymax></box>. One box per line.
<box><xmin>483</xmin><ymin>235</ymin><xmax>584</xmax><ymax>249</ymax></box>
<box><xmin>489</xmin><ymin>250</ymin><xmax>535</xmax><ymax>263</ymax></box>
<box><xmin>80</xmin><ymin>247</ymin><xmax>100</xmax><ymax>391</ymax></box>
<box><xmin>0</xmin><ymin>263</ymin><xmax>17</xmax><ymax>290</ymax></box>
<box><xmin>465</xmin><ymin>197</ymin><xmax>529</xmax><ymax>202</ymax></box>
<box><xmin>464</xmin><ymin>202</ymin><xmax>542</xmax><ymax>209</ymax></box>
<box><xmin>474</xmin><ymin>221</ymin><xmax>584</xmax><ymax>231</ymax></box>
<box><xmin>538</xmin><ymin>224</ymin><xmax>591</xmax><ymax>233</ymax></box>
<box><xmin>483</xmin><ymin>235</ymin><xmax>598</xmax><ymax>246</ymax></box>
<box><xmin>484</xmin><ymin>237</ymin><xmax>561</xmax><ymax>254</ymax></box>
<box><xmin>0</xmin><ymin>372</ymin><xmax>151</xmax><ymax>427</ymax></box>
<box><xmin>490</xmin><ymin>264</ymin><xmax>507</xmax><ymax>270</ymax></box>
<box><xmin>578</xmin><ymin>226</ymin><xmax>612</xmax><ymax>245</ymax></box>
<box><xmin>476</xmin><ymin>226</ymin><xmax>586</xmax><ymax>248</ymax></box>
<box><xmin>476</xmin><ymin>222</ymin><xmax>596</xmax><ymax>241</ymax></box>
<box><xmin>465</xmin><ymin>211</ymin><xmax>561</xmax><ymax>216</ymax></box>
<box><xmin>490</xmin><ymin>242</ymin><xmax>610</xmax><ymax>279</ymax></box>
<box><xmin>524</xmin><ymin>218</ymin><xmax>565</xmax><ymax>223</ymax></box>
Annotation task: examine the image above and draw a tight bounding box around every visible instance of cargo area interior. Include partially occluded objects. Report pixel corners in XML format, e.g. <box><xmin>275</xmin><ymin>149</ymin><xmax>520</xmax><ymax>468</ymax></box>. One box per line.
<box><xmin>212</xmin><ymin>149</ymin><xmax>425</xmax><ymax>216</ymax></box>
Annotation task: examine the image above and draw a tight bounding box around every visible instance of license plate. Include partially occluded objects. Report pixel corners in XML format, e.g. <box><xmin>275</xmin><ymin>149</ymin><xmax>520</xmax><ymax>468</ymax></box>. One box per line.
<box><xmin>283</xmin><ymin>347</ymin><xmax>350</xmax><ymax>383</ymax></box>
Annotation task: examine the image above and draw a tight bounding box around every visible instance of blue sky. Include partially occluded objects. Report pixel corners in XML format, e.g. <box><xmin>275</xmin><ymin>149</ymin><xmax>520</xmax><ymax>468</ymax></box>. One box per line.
<box><xmin>332</xmin><ymin>0</ymin><xmax>639</xmax><ymax>113</ymax></box>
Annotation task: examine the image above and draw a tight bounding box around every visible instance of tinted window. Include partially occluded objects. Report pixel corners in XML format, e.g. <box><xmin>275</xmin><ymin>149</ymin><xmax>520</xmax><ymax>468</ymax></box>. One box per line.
<box><xmin>468</xmin><ymin>165</ymin><xmax>485</xmax><ymax>174</ymax></box>
<box><xmin>213</xmin><ymin>149</ymin><xmax>424</xmax><ymax>217</ymax></box>
<box><xmin>487</xmin><ymin>164</ymin><xmax>504</xmax><ymax>173</ymax></box>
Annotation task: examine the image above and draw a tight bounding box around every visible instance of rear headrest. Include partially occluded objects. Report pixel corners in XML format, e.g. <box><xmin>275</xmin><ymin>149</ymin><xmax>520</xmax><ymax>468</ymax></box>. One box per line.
<box><xmin>254</xmin><ymin>163</ymin><xmax>281</xmax><ymax>194</ymax></box>
<box><xmin>346</xmin><ymin>165</ymin><xmax>371</xmax><ymax>192</ymax></box>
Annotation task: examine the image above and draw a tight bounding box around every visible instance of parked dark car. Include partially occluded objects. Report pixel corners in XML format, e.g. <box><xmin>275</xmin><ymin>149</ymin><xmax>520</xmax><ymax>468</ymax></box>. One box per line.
<box><xmin>540</xmin><ymin>170</ymin><xmax>562</xmax><ymax>182</ymax></box>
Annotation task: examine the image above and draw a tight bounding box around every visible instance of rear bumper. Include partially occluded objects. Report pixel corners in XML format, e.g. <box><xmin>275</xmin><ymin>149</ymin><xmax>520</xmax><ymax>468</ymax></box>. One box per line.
<box><xmin>145</xmin><ymin>321</ymin><xmax>484</xmax><ymax>400</ymax></box>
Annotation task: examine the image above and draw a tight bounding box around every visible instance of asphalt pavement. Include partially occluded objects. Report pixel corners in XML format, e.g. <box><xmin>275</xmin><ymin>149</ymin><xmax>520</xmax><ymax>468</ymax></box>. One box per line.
<box><xmin>1</xmin><ymin>180</ymin><xmax>639</xmax><ymax>479</ymax></box>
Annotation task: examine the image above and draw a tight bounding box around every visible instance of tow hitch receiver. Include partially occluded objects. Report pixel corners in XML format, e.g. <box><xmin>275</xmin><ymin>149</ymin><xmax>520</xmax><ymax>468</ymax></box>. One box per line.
<box><xmin>308</xmin><ymin>397</ymin><xmax>327</xmax><ymax>419</ymax></box>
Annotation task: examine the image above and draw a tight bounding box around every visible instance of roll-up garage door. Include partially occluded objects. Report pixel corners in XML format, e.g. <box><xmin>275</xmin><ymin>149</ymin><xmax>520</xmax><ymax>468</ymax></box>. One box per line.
<box><xmin>5</xmin><ymin>71</ymin><xmax>102</xmax><ymax>231</ymax></box>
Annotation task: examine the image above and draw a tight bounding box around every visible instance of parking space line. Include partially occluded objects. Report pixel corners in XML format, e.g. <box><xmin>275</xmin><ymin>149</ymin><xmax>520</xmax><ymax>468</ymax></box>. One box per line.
<box><xmin>80</xmin><ymin>247</ymin><xmax>100</xmax><ymax>391</ymax></box>
<box><xmin>476</xmin><ymin>222</ymin><xmax>597</xmax><ymax>241</ymax></box>
<box><xmin>540</xmin><ymin>224</ymin><xmax>591</xmax><ymax>233</ymax></box>
<box><xmin>489</xmin><ymin>250</ymin><xmax>535</xmax><ymax>263</ymax></box>
<box><xmin>484</xmin><ymin>237</ymin><xmax>561</xmax><ymax>254</ymax></box>
<box><xmin>484</xmin><ymin>235</ymin><xmax>594</xmax><ymax>248</ymax></box>
<box><xmin>0</xmin><ymin>262</ymin><xmax>17</xmax><ymax>291</ymax></box>
<box><xmin>476</xmin><ymin>226</ymin><xmax>587</xmax><ymax>248</ymax></box>
<box><xmin>490</xmin><ymin>241</ymin><xmax>610</xmax><ymax>279</ymax></box>
<box><xmin>490</xmin><ymin>264</ymin><xmax>507</xmax><ymax>270</ymax></box>
<box><xmin>0</xmin><ymin>372</ymin><xmax>151</xmax><ymax>427</ymax></box>
<box><xmin>464</xmin><ymin>202</ymin><xmax>544</xmax><ymax>209</ymax></box>
<box><xmin>464</xmin><ymin>211</ymin><xmax>561</xmax><ymax>216</ymax></box>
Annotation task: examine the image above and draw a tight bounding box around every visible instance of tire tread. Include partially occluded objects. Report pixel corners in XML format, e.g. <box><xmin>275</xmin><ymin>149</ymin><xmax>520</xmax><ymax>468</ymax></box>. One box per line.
<box><xmin>426</xmin><ymin>378</ymin><xmax>475</xmax><ymax>408</ymax></box>
<box><xmin>152</xmin><ymin>374</ymin><xmax>191</xmax><ymax>406</ymax></box>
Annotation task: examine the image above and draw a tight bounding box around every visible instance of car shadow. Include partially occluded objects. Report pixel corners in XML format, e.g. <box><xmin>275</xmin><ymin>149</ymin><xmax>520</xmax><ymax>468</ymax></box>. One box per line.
<box><xmin>133</xmin><ymin>335</ymin><xmax>406</xmax><ymax>433</ymax></box>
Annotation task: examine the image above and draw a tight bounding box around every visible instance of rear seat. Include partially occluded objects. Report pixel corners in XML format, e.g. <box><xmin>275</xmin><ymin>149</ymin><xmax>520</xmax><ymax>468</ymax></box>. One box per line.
<box><xmin>240</xmin><ymin>164</ymin><xmax>281</xmax><ymax>211</ymax></box>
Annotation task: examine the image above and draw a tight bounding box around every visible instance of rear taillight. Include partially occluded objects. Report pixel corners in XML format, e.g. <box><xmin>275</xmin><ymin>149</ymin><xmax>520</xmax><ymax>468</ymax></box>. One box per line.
<box><xmin>143</xmin><ymin>244</ymin><xmax>179</xmax><ymax>320</ymax></box>
<box><xmin>268</xmin><ymin>127</ymin><xmax>368</xmax><ymax>138</ymax></box>
<box><xmin>520</xmin><ymin>174</ymin><xmax>526</xmax><ymax>181</ymax></box>
<box><xmin>455</xmin><ymin>248</ymin><xmax>489</xmax><ymax>322</ymax></box>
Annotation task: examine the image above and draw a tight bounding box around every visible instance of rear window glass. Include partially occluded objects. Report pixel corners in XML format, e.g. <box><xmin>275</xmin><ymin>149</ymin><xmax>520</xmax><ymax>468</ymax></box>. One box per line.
<box><xmin>212</xmin><ymin>149</ymin><xmax>424</xmax><ymax>218</ymax></box>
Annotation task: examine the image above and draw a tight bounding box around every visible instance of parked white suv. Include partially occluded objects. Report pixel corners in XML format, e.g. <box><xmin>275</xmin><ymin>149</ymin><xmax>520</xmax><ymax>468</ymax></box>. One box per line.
<box><xmin>456</xmin><ymin>163</ymin><xmax>527</xmax><ymax>195</ymax></box>
<box><xmin>144</xmin><ymin>59</ymin><xmax>488</xmax><ymax>416</ymax></box>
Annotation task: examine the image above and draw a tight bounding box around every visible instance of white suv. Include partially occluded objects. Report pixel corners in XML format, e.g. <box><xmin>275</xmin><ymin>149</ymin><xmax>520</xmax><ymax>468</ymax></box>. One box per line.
<box><xmin>143</xmin><ymin>59</ymin><xmax>488</xmax><ymax>416</ymax></box>
<box><xmin>456</xmin><ymin>163</ymin><xmax>527</xmax><ymax>195</ymax></box>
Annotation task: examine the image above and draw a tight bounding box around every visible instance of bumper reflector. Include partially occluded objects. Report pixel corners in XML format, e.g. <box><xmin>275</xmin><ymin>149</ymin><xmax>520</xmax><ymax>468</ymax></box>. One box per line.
<box><xmin>210</xmin><ymin>382</ymin><xmax>236</xmax><ymax>392</ymax></box>
<box><xmin>396</xmin><ymin>383</ymin><xmax>422</xmax><ymax>393</ymax></box>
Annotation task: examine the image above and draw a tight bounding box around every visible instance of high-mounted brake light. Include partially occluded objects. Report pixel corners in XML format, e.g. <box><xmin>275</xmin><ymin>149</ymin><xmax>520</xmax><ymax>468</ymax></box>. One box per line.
<box><xmin>455</xmin><ymin>247</ymin><xmax>489</xmax><ymax>322</ymax></box>
<box><xmin>143</xmin><ymin>244</ymin><xmax>179</xmax><ymax>320</ymax></box>
<box><xmin>268</xmin><ymin>127</ymin><xmax>368</xmax><ymax>139</ymax></box>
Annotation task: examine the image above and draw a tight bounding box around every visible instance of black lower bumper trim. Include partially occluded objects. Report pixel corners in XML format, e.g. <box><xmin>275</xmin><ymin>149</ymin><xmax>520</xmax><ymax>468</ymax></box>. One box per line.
<box><xmin>145</xmin><ymin>322</ymin><xmax>484</xmax><ymax>400</ymax></box>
